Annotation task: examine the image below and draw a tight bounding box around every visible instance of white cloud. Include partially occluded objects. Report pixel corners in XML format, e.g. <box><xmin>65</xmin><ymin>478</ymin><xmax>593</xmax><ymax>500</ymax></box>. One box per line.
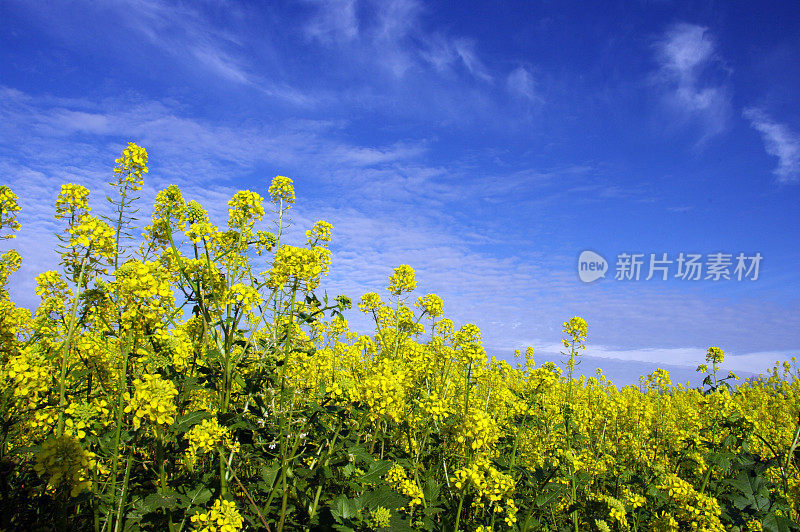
<box><xmin>421</xmin><ymin>35</ymin><xmax>492</xmax><ymax>82</ymax></box>
<box><xmin>653</xmin><ymin>23</ymin><xmax>731</xmax><ymax>142</ymax></box>
<box><xmin>304</xmin><ymin>0</ymin><xmax>359</xmax><ymax>43</ymax></box>
<box><xmin>743</xmin><ymin>108</ymin><xmax>800</xmax><ymax>183</ymax></box>
<box><xmin>304</xmin><ymin>0</ymin><xmax>494</xmax><ymax>83</ymax></box>
<box><xmin>506</xmin><ymin>66</ymin><xmax>539</xmax><ymax>102</ymax></box>
<box><xmin>532</xmin><ymin>342</ymin><xmax>795</xmax><ymax>377</ymax></box>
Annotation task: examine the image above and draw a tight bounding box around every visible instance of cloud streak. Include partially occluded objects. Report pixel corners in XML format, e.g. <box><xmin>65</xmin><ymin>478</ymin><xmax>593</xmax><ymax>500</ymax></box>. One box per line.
<box><xmin>744</xmin><ymin>108</ymin><xmax>800</xmax><ymax>183</ymax></box>
<box><xmin>652</xmin><ymin>23</ymin><xmax>731</xmax><ymax>143</ymax></box>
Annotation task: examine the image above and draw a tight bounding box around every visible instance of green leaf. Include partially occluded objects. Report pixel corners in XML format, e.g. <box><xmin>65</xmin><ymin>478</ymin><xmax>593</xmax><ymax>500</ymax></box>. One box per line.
<box><xmin>362</xmin><ymin>486</ymin><xmax>406</xmax><ymax>511</ymax></box>
<box><xmin>762</xmin><ymin>512</ymin><xmax>795</xmax><ymax>532</ymax></box>
<box><xmin>729</xmin><ymin>471</ymin><xmax>769</xmax><ymax>512</ymax></box>
<box><xmin>138</xmin><ymin>490</ymin><xmax>180</xmax><ymax>513</ymax></box>
<box><xmin>388</xmin><ymin>512</ymin><xmax>413</xmax><ymax>531</ymax></box>
<box><xmin>173</xmin><ymin>410</ymin><xmax>212</xmax><ymax>433</ymax></box>
<box><xmin>358</xmin><ymin>460</ymin><xmax>392</xmax><ymax>484</ymax></box>
<box><xmin>182</xmin><ymin>486</ymin><xmax>213</xmax><ymax>506</ymax></box>
<box><xmin>262</xmin><ymin>464</ymin><xmax>280</xmax><ymax>487</ymax></box>
<box><xmin>423</xmin><ymin>478</ymin><xmax>440</xmax><ymax>504</ymax></box>
<box><xmin>332</xmin><ymin>494</ymin><xmax>357</xmax><ymax>520</ymax></box>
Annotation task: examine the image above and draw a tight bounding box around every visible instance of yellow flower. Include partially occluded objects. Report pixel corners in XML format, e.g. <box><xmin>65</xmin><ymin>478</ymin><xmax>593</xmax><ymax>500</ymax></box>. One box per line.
<box><xmin>67</xmin><ymin>214</ymin><xmax>116</xmax><ymax>258</ymax></box>
<box><xmin>706</xmin><ymin>346</ymin><xmax>725</xmax><ymax>365</ymax></box>
<box><xmin>385</xmin><ymin>464</ymin><xmax>424</xmax><ymax>509</ymax></box>
<box><xmin>415</xmin><ymin>293</ymin><xmax>443</xmax><ymax>317</ymax></box>
<box><xmin>371</xmin><ymin>506</ymin><xmax>392</xmax><ymax>528</ymax></box>
<box><xmin>0</xmin><ymin>185</ymin><xmax>22</xmax><ymax>237</ymax></box>
<box><xmin>55</xmin><ymin>183</ymin><xmax>90</xmax><ymax>220</ymax></box>
<box><xmin>191</xmin><ymin>498</ymin><xmax>243</xmax><ymax>532</ymax></box>
<box><xmin>227</xmin><ymin>190</ymin><xmax>265</xmax><ymax>228</ymax></box>
<box><xmin>112</xmin><ymin>142</ymin><xmax>148</xmax><ymax>191</ymax></box>
<box><xmin>388</xmin><ymin>264</ymin><xmax>416</xmax><ymax>296</ymax></box>
<box><xmin>34</xmin><ymin>435</ymin><xmax>96</xmax><ymax>497</ymax></box>
<box><xmin>306</xmin><ymin>220</ymin><xmax>333</xmax><ymax>245</ymax></box>
<box><xmin>185</xmin><ymin>418</ymin><xmax>234</xmax><ymax>467</ymax></box>
<box><xmin>562</xmin><ymin>316</ymin><xmax>588</xmax><ymax>344</ymax></box>
<box><xmin>268</xmin><ymin>175</ymin><xmax>295</xmax><ymax>205</ymax></box>
<box><xmin>124</xmin><ymin>373</ymin><xmax>178</xmax><ymax>429</ymax></box>
<box><xmin>268</xmin><ymin>245</ymin><xmax>324</xmax><ymax>289</ymax></box>
<box><xmin>359</xmin><ymin>292</ymin><xmax>383</xmax><ymax>312</ymax></box>
<box><xmin>145</xmin><ymin>185</ymin><xmax>187</xmax><ymax>245</ymax></box>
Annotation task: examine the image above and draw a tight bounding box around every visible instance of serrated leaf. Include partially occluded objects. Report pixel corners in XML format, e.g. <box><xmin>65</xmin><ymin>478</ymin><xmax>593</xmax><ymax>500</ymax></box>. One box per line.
<box><xmin>262</xmin><ymin>464</ymin><xmax>280</xmax><ymax>487</ymax></box>
<box><xmin>388</xmin><ymin>512</ymin><xmax>412</xmax><ymax>531</ymax></box>
<box><xmin>332</xmin><ymin>494</ymin><xmax>356</xmax><ymax>520</ymax></box>
<box><xmin>423</xmin><ymin>478</ymin><xmax>440</xmax><ymax>504</ymax></box>
<box><xmin>183</xmin><ymin>486</ymin><xmax>213</xmax><ymax>506</ymax></box>
<box><xmin>138</xmin><ymin>490</ymin><xmax>180</xmax><ymax>513</ymax></box>
<box><xmin>362</xmin><ymin>486</ymin><xmax>406</xmax><ymax>511</ymax></box>
<box><xmin>173</xmin><ymin>410</ymin><xmax>212</xmax><ymax>433</ymax></box>
<box><xmin>358</xmin><ymin>460</ymin><xmax>392</xmax><ymax>484</ymax></box>
<box><xmin>762</xmin><ymin>512</ymin><xmax>794</xmax><ymax>532</ymax></box>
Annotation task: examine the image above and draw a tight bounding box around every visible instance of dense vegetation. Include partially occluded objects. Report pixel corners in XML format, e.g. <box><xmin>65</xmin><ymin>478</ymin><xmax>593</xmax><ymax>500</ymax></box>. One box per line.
<box><xmin>0</xmin><ymin>144</ymin><xmax>798</xmax><ymax>531</ymax></box>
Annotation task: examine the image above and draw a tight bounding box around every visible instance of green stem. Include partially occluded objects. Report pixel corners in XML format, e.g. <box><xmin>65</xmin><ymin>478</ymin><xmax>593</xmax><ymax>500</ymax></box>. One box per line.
<box><xmin>107</xmin><ymin>333</ymin><xmax>131</xmax><ymax>528</ymax></box>
<box><xmin>454</xmin><ymin>494</ymin><xmax>465</xmax><ymax>531</ymax></box>
<box><xmin>113</xmin><ymin>456</ymin><xmax>133</xmax><ymax>532</ymax></box>
<box><xmin>56</xmin><ymin>252</ymin><xmax>89</xmax><ymax>435</ymax></box>
<box><xmin>307</xmin><ymin>423</ymin><xmax>342</xmax><ymax>525</ymax></box>
<box><xmin>157</xmin><ymin>430</ymin><xmax>175</xmax><ymax>532</ymax></box>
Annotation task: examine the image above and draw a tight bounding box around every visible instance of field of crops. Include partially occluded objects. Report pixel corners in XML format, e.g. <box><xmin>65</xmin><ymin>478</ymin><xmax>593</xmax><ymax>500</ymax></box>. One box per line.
<box><xmin>0</xmin><ymin>144</ymin><xmax>798</xmax><ymax>531</ymax></box>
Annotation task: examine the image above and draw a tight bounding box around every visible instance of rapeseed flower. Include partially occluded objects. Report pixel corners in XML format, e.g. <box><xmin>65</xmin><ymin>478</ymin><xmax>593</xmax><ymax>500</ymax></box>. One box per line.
<box><xmin>191</xmin><ymin>498</ymin><xmax>243</xmax><ymax>532</ymax></box>
<box><xmin>34</xmin><ymin>435</ymin><xmax>95</xmax><ymax>497</ymax></box>
<box><xmin>124</xmin><ymin>373</ymin><xmax>178</xmax><ymax>429</ymax></box>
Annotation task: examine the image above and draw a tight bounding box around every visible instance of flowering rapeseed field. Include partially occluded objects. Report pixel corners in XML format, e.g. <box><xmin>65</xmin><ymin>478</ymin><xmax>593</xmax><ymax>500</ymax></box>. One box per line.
<box><xmin>0</xmin><ymin>144</ymin><xmax>798</xmax><ymax>531</ymax></box>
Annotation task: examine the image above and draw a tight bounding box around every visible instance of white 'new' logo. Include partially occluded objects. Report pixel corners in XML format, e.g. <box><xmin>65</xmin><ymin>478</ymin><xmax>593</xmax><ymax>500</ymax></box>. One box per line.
<box><xmin>578</xmin><ymin>251</ymin><xmax>607</xmax><ymax>283</ymax></box>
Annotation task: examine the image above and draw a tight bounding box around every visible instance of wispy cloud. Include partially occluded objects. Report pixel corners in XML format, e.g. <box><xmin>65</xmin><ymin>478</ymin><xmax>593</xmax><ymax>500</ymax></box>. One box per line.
<box><xmin>304</xmin><ymin>0</ymin><xmax>359</xmax><ymax>43</ymax></box>
<box><xmin>506</xmin><ymin>66</ymin><xmax>539</xmax><ymax>102</ymax></box>
<box><xmin>303</xmin><ymin>0</ymin><xmax>495</xmax><ymax>83</ymax></box>
<box><xmin>527</xmin><ymin>341</ymin><xmax>795</xmax><ymax>381</ymax></box>
<box><xmin>652</xmin><ymin>23</ymin><xmax>731</xmax><ymax>142</ymax></box>
<box><xmin>421</xmin><ymin>35</ymin><xmax>493</xmax><ymax>82</ymax></box>
<box><xmin>743</xmin><ymin>108</ymin><xmax>800</xmax><ymax>183</ymax></box>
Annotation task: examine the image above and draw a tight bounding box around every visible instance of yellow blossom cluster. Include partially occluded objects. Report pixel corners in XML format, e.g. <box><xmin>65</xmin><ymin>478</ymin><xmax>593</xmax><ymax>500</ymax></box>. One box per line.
<box><xmin>415</xmin><ymin>293</ymin><xmax>444</xmax><ymax>318</ymax></box>
<box><xmin>268</xmin><ymin>175</ymin><xmax>295</xmax><ymax>205</ymax></box>
<box><xmin>457</xmin><ymin>407</ymin><xmax>501</xmax><ymax>453</ymax></box>
<box><xmin>145</xmin><ymin>184</ymin><xmax>187</xmax><ymax>245</ymax></box>
<box><xmin>450</xmin><ymin>457</ymin><xmax>515</xmax><ymax>505</ymax></box>
<box><xmin>306</xmin><ymin>220</ymin><xmax>333</xmax><ymax>245</ymax></box>
<box><xmin>67</xmin><ymin>214</ymin><xmax>116</xmax><ymax>258</ymax></box>
<box><xmin>370</xmin><ymin>506</ymin><xmax>392</xmax><ymax>528</ymax></box>
<box><xmin>112</xmin><ymin>141</ymin><xmax>148</xmax><ymax>191</ymax></box>
<box><xmin>34</xmin><ymin>435</ymin><xmax>96</xmax><ymax>497</ymax></box>
<box><xmin>268</xmin><ymin>244</ymin><xmax>324</xmax><ymax>289</ymax></box>
<box><xmin>356</xmin><ymin>358</ymin><xmax>407</xmax><ymax>422</ymax></box>
<box><xmin>124</xmin><ymin>373</ymin><xmax>178</xmax><ymax>430</ymax></box>
<box><xmin>0</xmin><ymin>184</ymin><xmax>22</xmax><ymax>237</ymax></box>
<box><xmin>185</xmin><ymin>418</ymin><xmax>233</xmax><ymax>466</ymax></box>
<box><xmin>191</xmin><ymin>498</ymin><xmax>243</xmax><ymax>532</ymax></box>
<box><xmin>388</xmin><ymin>264</ymin><xmax>417</xmax><ymax>296</ymax></box>
<box><xmin>227</xmin><ymin>190</ymin><xmax>265</xmax><ymax>228</ymax></box>
<box><xmin>54</xmin><ymin>183</ymin><xmax>90</xmax><ymax>220</ymax></box>
<box><xmin>658</xmin><ymin>473</ymin><xmax>725</xmax><ymax>531</ymax></box>
<box><xmin>385</xmin><ymin>464</ymin><xmax>424</xmax><ymax>509</ymax></box>
<box><xmin>114</xmin><ymin>260</ymin><xmax>174</xmax><ymax>326</ymax></box>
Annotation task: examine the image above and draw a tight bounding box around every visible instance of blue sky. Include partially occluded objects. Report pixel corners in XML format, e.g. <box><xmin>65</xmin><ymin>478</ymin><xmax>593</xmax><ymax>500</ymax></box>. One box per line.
<box><xmin>2</xmin><ymin>0</ymin><xmax>799</xmax><ymax>385</ymax></box>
